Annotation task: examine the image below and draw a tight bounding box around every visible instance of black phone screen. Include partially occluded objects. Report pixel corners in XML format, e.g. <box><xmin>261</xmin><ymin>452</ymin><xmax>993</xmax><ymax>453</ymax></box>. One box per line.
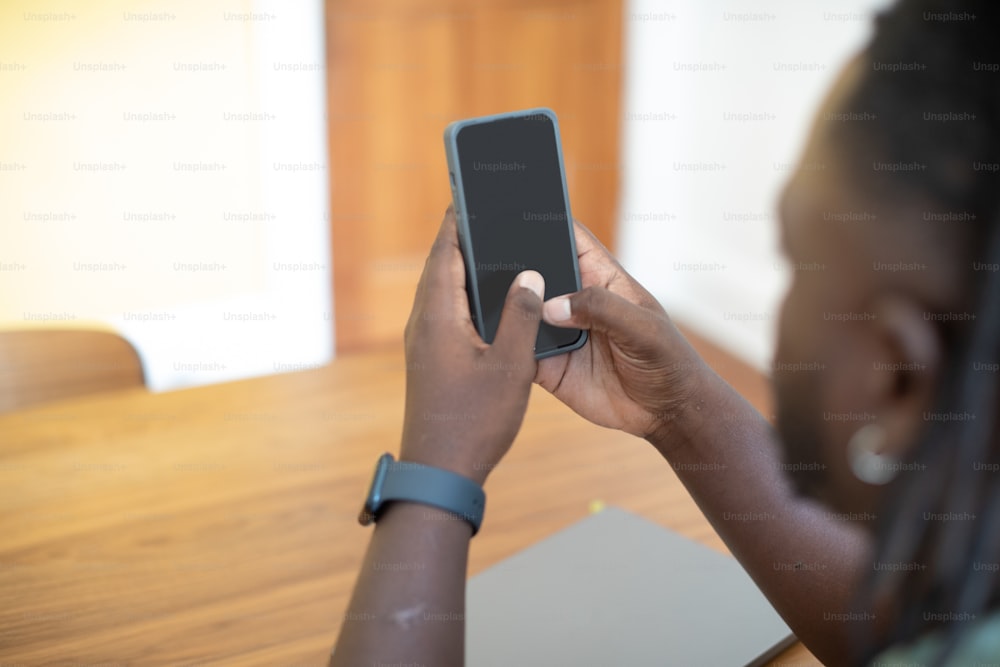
<box><xmin>454</xmin><ymin>114</ymin><xmax>584</xmax><ymax>354</ymax></box>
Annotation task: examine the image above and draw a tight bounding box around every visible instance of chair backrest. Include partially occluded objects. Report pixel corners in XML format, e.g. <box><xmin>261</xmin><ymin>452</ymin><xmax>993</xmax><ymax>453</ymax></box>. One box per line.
<box><xmin>0</xmin><ymin>329</ymin><xmax>146</xmax><ymax>415</ymax></box>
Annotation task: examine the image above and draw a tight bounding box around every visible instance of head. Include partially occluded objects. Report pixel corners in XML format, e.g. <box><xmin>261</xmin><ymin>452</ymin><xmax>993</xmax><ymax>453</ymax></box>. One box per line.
<box><xmin>771</xmin><ymin>0</ymin><xmax>1000</xmax><ymax>659</ymax></box>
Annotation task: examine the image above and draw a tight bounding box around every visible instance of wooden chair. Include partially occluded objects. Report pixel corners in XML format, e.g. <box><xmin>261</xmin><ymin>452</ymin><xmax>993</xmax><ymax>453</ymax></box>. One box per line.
<box><xmin>0</xmin><ymin>329</ymin><xmax>146</xmax><ymax>415</ymax></box>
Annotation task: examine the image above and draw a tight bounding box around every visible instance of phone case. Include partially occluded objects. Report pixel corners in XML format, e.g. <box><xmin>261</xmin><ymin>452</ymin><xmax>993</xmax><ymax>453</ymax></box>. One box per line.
<box><xmin>443</xmin><ymin>107</ymin><xmax>588</xmax><ymax>360</ymax></box>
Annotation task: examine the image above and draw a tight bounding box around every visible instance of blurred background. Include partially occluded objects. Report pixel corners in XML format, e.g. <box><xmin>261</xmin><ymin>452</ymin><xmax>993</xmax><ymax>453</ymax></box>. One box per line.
<box><xmin>0</xmin><ymin>0</ymin><xmax>889</xmax><ymax>391</ymax></box>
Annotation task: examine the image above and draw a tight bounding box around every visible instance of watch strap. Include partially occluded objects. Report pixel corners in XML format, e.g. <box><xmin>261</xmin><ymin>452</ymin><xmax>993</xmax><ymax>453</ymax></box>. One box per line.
<box><xmin>366</xmin><ymin>455</ymin><xmax>486</xmax><ymax>535</ymax></box>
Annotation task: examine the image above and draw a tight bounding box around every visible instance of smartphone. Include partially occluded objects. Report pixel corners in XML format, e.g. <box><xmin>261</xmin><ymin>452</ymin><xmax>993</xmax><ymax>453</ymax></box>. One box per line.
<box><xmin>443</xmin><ymin>108</ymin><xmax>588</xmax><ymax>359</ymax></box>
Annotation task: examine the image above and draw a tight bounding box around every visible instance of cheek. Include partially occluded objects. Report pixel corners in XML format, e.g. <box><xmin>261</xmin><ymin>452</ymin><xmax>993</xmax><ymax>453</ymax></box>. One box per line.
<box><xmin>810</xmin><ymin>316</ymin><xmax>892</xmax><ymax>513</ymax></box>
<box><xmin>773</xmin><ymin>277</ymin><xmax>852</xmax><ymax>477</ymax></box>
<box><xmin>775</xmin><ymin>276</ymin><xmax>821</xmax><ymax>367</ymax></box>
<box><xmin>817</xmin><ymin>325</ymin><xmax>883</xmax><ymax>455</ymax></box>
<box><xmin>772</xmin><ymin>278</ymin><xmax>832</xmax><ymax>495</ymax></box>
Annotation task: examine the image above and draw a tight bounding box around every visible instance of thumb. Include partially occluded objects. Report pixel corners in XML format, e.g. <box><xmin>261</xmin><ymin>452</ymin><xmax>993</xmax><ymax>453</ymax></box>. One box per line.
<box><xmin>490</xmin><ymin>270</ymin><xmax>545</xmax><ymax>365</ymax></box>
<box><xmin>543</xmin><ymin>286</ymin><xmax>665</xmax><ymax>340</ymax></box>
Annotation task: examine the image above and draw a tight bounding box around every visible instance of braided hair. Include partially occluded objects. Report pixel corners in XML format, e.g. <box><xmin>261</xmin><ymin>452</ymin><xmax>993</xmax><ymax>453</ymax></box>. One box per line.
<box><xmin>829</xmin><ymin>0</ymin><xmax>1000</xmax><ymax>662</ymax></box>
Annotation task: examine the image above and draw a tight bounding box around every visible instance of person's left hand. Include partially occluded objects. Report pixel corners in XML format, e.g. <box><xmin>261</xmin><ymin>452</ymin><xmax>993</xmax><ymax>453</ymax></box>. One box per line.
<box><xmin>398</xmin><ymin>207</ymin><xmax>545</xmax><ymax>485</ymax></box>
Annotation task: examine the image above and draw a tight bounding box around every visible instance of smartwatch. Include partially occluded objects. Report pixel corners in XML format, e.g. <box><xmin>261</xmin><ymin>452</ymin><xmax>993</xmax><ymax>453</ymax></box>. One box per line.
<box><xmin>358</xmin><ymin>453</ymin><xmax>486</xmax><ymax>536</ymax></box>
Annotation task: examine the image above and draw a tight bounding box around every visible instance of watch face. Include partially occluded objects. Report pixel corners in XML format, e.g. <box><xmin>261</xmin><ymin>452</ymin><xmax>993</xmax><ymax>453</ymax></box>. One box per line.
<box><xmin>358</xmin><ymin>453</ymin><xmax>393</xmax><ymax>526</ymax></box>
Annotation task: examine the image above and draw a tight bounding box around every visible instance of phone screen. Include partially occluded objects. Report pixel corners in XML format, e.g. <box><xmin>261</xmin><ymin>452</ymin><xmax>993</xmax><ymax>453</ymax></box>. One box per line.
<box><xmin>448</xmin><ymin>110</ymin><xmax>586</xmax><ymax>357</ymax></box>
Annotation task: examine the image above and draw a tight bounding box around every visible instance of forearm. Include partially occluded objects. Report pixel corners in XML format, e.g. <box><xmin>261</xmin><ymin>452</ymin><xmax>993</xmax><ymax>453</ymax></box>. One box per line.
<box><xmin>650</xmin><ymin>364</ymin><xmax>874</xmax><ymax>666</ymax></box>
<box><xmin>330</xmin><ymin>502</ymin><xmax>472</xmax><ymax>667</ymax></box>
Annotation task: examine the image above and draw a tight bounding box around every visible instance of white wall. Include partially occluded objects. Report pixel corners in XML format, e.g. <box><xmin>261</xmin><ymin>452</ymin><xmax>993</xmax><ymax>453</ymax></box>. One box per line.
<box><xmin>618</xmin><ymin>0</ymin><xmax>890</xmax><ymax>371</ymax></box>
<box><xmin>0</xmin><ymin>0</ymin><xmax>331</xmax><ymax>391</ymax></box>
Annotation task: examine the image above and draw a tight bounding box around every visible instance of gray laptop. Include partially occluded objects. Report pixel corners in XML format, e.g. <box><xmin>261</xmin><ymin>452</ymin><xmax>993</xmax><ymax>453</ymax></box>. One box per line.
<box><xmin>467</xmin><ymin>507</ymin><xmax>795</xmax><ymax>666</ymax></box>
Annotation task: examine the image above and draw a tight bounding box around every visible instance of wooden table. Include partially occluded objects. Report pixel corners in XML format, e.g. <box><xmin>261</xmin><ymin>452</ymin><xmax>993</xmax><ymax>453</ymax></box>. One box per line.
<box><xmin>0</xmin><ymin>346</ymin><xmax>821</xmax><ymax>665</ymax></box>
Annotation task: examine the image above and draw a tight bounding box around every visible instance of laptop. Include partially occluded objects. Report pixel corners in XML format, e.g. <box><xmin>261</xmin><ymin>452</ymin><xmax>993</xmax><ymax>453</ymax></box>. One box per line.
<box><xmin>467</xmin><ymin>506</ymin><xmax>796</xmax><ymax>666</ymax></box>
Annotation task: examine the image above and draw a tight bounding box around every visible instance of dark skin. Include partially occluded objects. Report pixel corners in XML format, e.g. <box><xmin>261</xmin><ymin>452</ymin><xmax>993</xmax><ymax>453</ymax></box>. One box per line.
<box><xmin>331</xmin><ymin>57</ymin><xmax>952</xmax><ymax>667</ymax></box>
<box><xmin>331</xmin><ymin>206</ymin><xmax>868</xmax><ymax>665</ymax></box>
<box><xmin>772</xmin><ymin>56</ymin><xmax>951</xmax><ymax>520</ymax></box>
<box><xmin>330</xmin><ymin>214</ymin><xmax>546</xmax><ymax>666</ymax></box>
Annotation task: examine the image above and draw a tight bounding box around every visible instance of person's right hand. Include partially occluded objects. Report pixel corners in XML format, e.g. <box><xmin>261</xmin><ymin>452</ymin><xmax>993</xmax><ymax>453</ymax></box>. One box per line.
<box><xmin>535</xmin><ymin>221</ymin><xmax>709</xmax><ymax>443</ymax></box>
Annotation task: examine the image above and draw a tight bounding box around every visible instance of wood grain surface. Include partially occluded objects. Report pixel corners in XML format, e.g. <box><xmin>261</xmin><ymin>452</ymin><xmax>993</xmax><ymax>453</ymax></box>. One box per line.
<box><xmin>0</xmin><ymin>337</ymin><xmax>820</xmax><ymax>666</ymax></box>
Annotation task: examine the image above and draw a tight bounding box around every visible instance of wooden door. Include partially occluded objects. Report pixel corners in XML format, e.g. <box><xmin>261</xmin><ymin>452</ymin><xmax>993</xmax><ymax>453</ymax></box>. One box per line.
<box><xmin>326</xmin><ymin>0</ymin><xmax>624</xmax><ymax>351</ymax></box>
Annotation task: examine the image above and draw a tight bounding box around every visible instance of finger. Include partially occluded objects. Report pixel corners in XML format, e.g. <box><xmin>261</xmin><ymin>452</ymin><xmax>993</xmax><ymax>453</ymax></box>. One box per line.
<box><xmin>414</xmin><ymin>207</ymin><xmax>455</xmax><ymax>295</ymax></box>
<box><xmin>542</xmin><ymin>286</ymin><xmax>665</xmax><ymax>337</ymax></box>
<box><xmin>430</xmin><ymin>205</ymin><xmax>461</xmax><ymax>257</ymax></box>
<box><xmin>572</xmin><ymin>218</ymin><xmax>610</xmax><ymax>258</ymax></box>
<box><xmin>490</xmin><ymin>270</ymin><xmax>545</xmax><ymax>369</ymax></box>
<box><xmin>413</xmin><ymin>207</ymin><xmax>471</xmax><ymax>324</ymax></box>
<box><xmin>424</xmin><ymin>206</ymin><xmax>463</xmax><ymax>288</ymax></box>
<box><xmin>571</xmin><ymin>219</ymin><xmax>624</xmax><ymax>289</ymax></box>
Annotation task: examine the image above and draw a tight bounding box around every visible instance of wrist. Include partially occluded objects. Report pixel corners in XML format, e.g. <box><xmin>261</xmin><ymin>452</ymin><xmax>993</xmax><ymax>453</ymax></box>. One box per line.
<box><xmin>361</xmin><ymin>452</ymin><xmax>486</xmax><ymax>535</ymax></box>
<box><xmin>398</xmin><ymin>429</ymin><xmax>502</xmax><ymax>486</ymax></box>
<box><xmin>398</xmin><ymin>451</ymin><xmax>490</xmax><ymax>486</ymax></box>
<box><xmin>645</xmin><ymin>362</ymin><xmax>770</xmax><ymax>461</ymax></box>
<box><xmin>376</xmin><ymin>500</ymin><xmax>475</xmax><ymax>539</ymax></box>
<box><xmin>644</xmin><ymin>358</ymin><xmax>717</xmax><ymax>459</ymax></box>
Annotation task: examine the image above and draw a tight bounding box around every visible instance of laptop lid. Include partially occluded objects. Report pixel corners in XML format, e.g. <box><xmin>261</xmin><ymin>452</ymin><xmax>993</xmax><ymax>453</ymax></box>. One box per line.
<box><xmin>467</xmin><ymin>506</ymin><xmax>796</xmax><ymax>666</ymax></box>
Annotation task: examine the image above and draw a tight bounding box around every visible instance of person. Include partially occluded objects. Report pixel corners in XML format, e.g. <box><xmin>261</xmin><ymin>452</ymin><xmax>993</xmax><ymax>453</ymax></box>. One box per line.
<box><xmin>330</xmin><ymin>0</ymin><xmax>999</xmax><ymax>664</ymax></box>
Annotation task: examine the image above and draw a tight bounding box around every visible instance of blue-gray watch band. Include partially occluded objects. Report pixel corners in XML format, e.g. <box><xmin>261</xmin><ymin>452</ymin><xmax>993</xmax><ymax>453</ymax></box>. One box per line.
<box><xmin>360</xmin><ymin>453</ymin><xmax>486</xmax><ymax>536</ymax></box>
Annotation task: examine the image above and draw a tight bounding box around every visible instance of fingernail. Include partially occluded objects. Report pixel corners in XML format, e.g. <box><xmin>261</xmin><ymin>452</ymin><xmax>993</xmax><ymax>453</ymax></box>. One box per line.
<box><xmin>518</xmin><ymin>270</ymin><xmax>545</xmax><ymax>300</ymax></box>
<box><xmin>543</xmin><ymin>296</ymin><xmax>572</xmax><ymax>322</ymax></box>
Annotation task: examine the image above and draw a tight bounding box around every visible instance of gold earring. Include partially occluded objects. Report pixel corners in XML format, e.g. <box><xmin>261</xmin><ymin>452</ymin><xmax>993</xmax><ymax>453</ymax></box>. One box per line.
<box><xmin>847</xmin><ymin>423</ymin><xmax>898</xmax><ymax>485</ymax></box>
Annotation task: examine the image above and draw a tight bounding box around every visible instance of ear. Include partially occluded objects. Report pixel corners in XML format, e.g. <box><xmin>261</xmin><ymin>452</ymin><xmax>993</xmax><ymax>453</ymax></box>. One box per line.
<box><xmin>869</xmin><ymin>295</ymin><xmax>945</xmax><ymax>461</ymax></box>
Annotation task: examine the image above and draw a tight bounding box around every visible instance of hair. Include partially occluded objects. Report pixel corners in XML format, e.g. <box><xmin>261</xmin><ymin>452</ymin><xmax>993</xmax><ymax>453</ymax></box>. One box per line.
<box><xmin>830</xmin><ymin>0</ymin><xmax>1000</xmax><ymax>663</ymax></box>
